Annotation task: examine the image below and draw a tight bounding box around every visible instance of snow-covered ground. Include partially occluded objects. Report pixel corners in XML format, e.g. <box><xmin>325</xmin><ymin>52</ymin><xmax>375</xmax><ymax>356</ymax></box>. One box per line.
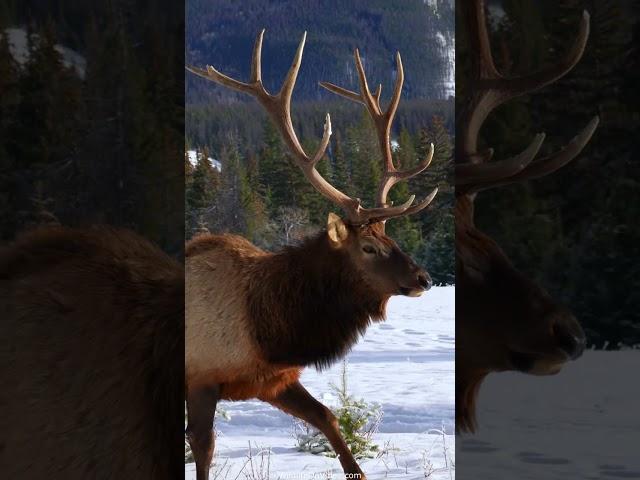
<box><xmin>459</xmin><ymin>350</ymin><xmax>640</xmax><ymax>479</ymax></box>
<box><xmin>186</xmin><ymin>286</ymin><xmax>455</xmax><ymax>479</ymax></box>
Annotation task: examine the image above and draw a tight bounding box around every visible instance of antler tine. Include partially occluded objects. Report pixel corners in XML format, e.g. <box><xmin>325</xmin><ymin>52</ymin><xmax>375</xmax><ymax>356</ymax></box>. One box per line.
<box><xmin>354</xmin><ymin>49</ymin><xmax>382</xmax><ymax>116</ymax></box>
<box><xmin>377</xmin><ymin>143</ymin><xmax>436</xmax><ymax>207</ymax></box>
<box><xmin>390</xmin><ymin>185</ymin><xmax>439</xmax><ymax>220</ymax></box>
<box><xmin>470</xmin><ymin>116</ymin><xmax>599</xmax><ymax>192</ymax></box>
<box><xmin>250</xmin><ymin>28</ymin><xmax>265</xmax><ymax>84</ymax></box>
<box><xmin>318</xmin><ymin>81</ymin><xmax>362</xmax><ymax>103</ymax></box>
<box><xmin>467</xmin><ymin>0</ymin><xmax>500</xmax><ymax>81</ymax></box>
<box><xmin>456</xmin><ymin>133</ymin><xmax>545</xmax><ymax>187</ymax></box>
<box><xmin>374</xmin><ymin>84</ymin><xmax>383</xmax><ymax>108</ymax></box>
<box><xmin>386</xmin><ymin>52</ymin><xmax>404</xmax><ymax>124</ymax></box>
<box><xmin>280</xmin><ymin>31</ymin><xmax>306</xmax><ymax>104</ymax></box>
<box><xmin>185</xmin><ymin>64</ymin><xmax>255</xmax><ymax>95</ymax></box>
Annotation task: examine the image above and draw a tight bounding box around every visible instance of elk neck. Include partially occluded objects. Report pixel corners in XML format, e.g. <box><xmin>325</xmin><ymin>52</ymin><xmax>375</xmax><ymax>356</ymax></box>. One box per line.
<box><xmin>246</xmin><ymin>231</ymin><xmax>389</xmax><ymax>370</ymax></box>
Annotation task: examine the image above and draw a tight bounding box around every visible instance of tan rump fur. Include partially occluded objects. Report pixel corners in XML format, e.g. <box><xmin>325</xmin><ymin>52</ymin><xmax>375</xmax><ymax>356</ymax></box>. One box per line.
<box><xmin>186</xmin><ymin>234</ymin><xmax>301</xmax><ymax>400</ymax></box>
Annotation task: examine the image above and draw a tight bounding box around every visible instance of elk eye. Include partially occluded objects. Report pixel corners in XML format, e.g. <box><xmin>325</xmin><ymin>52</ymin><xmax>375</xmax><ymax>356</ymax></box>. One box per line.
<box><xmin>362</xmin><ymin>245</ymin><xmax>377</xmax><ymax>255</ymax></box>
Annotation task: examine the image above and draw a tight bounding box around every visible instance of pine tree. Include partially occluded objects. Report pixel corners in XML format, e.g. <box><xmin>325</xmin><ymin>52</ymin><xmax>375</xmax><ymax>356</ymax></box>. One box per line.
<box><xmin>331</xmin><ymin>130</ymin><xmax>352</xmax><ymax>195</ymax></box>
<box><xmin>415</xmin><ymin>116</ymin><xmax>454</xmax><ymax>283</ymax></box>
<box><xmin>386</xmin><ymin>128</ymin><xmax>422</xmax><ymax>255</ymax></box>
<box><xmin>186</xmin><ymin>148</ymin><xmax>219</xmax><ymax>236</ymax></box>
<box><xmin>258</xmin><ymin>120</ymin><xmax>297</xmax><ymax>214</ymax></box>
<box><xmin>347</xmin><ymin>112</ymin><xmax>381</xmax><ymax>209</ymax></box>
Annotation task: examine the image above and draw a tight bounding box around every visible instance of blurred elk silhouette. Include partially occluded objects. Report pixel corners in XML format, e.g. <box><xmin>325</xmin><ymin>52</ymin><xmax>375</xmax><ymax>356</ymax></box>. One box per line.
<box><xmin>0</xmin><ymin>227</ymin><xmax>183</xmax><ymax>478</ymax></box>
<box><xmin>186</xmin><ymin>30</ymin><xmax>438</xmax><ymax>480</ymax></box>
<box><xmin>455</xmin><ymin>0</ymin><xmax>599</xmax><ymax>432</ymax></box>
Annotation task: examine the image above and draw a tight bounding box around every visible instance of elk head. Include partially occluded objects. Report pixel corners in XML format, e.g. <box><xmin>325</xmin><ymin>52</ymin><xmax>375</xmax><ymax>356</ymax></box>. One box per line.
<box><xmin>456</xmin><ymin>0</ymin><xmax>599</xmax><ymax>432</ymax></box>
<box><xmin>187</xmin><ymin>30</ymin><xmax>438</xmax><ymax>299</ymax></box>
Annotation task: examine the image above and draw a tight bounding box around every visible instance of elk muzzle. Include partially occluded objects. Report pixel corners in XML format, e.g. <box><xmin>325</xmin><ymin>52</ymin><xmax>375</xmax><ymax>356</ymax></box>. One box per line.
<box><xmin>552</xmin><ymin>314</ymin><xmax>586</xmax><ymax>360</ymax></box>
<box><xmin>417</xmin><ymin>271</ymin><xmax>433</xmax><ymax>291</ymax></box>
<box><xmin>508</xmin><ymin>311</ymin><xmax>587</xmax><ymax>375</ymax></box>
<box><xmin>400</xmin><ymin>267</ymin><xmax>432</xmax><ymax>297</ymax></box>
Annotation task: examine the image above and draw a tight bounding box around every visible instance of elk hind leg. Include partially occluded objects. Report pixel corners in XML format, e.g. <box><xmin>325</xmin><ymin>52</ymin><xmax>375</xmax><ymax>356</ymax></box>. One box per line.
<box><xmin>264</xmin><ymin>380</ymin><xmax>366</xmax><ymax>479</ymax></box>
<box><xmin>186</xmin><ymin>384</ymin><xmax>220</xmax><ymax>480</ymax></box>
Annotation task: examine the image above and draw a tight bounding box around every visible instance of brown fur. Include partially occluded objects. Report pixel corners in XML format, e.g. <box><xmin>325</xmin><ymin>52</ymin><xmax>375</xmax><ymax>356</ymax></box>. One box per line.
<box><xmin>185</xmin><ymin>218</ymin><xmax>430</xmax><ymax>480</ymax></box>
<box><xmin>0</xmin><ymin>226</ymin><xmax>184</xmax><ymax>479</ymax></box>
<box><xmin>185</xmin><ymin>225</ymin><xmax>399</xmax><ymax>402</ymax></box>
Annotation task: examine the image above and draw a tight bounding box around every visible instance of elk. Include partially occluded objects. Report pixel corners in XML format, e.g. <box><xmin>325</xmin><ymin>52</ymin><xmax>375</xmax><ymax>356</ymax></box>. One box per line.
<box><xmin>455</xmin><ymin>0</ymin><xmax>599</xmax><ymax>432</ymax></box>
<box><xmin>185</xmin><ymin>30</ymin><xmax>438</xmax><ymax>480</ymax></box>
<box><xmin>0</xmin><ymin>226</ymin><xmax>184</xmax><ymax>478</ymax></box>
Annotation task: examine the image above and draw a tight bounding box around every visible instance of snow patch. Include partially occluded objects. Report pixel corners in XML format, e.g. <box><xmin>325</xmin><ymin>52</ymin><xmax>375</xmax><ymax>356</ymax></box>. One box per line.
<box><xmin>2</xmin><ymin>27</ymin><xmax>86</xmax><ymax>79</ymax></box>
<box><xmin>187</xmin><ymin>149</ymin><xmax>222</xmax><ymax>171</ymax></box>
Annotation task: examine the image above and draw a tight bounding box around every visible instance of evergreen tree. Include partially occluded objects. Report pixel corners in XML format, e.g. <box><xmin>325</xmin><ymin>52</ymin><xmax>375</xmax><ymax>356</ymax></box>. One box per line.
<box><xmin>187</xmin><ymin>149</ymin><xmax>218</xmax><ymax>213</ymax></box>
<box><xmin>258</xmin><ymin>120</ymin><xmax>297</xmax><ymax>214</ymax></box>
<box><xmin>346</xmin><ymin>112</ymin><xmax>381</xmax><ymax>209</ymax></box>
<box><xmin>331</xmin><ymin>130</ymin><xmax>352</xmax><ymax>195</ymax></box>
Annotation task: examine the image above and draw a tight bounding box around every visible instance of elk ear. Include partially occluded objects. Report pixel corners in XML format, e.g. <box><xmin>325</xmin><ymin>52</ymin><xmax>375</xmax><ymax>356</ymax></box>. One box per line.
<box><xmin>327</xmin><ymin>212</ymin><xmax>349</xmax><ymax>246</ymax></box>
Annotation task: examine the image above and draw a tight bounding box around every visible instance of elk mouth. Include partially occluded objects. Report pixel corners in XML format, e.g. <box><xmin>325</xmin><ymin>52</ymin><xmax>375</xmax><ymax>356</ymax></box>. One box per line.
<box><xmin>507</xmin><ymin>349</ymin><xmax>568</xmax><ymax>375</ymax></box>
<box><xmin>399</xmin><ymin>286</ymin><xmax>425</xmax><ymax>297</ymax></box>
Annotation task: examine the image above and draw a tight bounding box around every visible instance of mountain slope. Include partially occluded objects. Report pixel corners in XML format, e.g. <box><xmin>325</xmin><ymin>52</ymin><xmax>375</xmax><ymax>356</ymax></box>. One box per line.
<box><xmin>186</xmin><ymin>0</ymin><xmax>454</xmax><ymax>104</ymax></box>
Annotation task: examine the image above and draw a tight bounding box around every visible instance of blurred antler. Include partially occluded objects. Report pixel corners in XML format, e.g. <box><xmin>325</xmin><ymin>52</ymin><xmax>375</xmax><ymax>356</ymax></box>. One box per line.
<box><xmin>456</xmin><ymin>0</ymin><xmax>599</xmax><ymax>193</ymax></box>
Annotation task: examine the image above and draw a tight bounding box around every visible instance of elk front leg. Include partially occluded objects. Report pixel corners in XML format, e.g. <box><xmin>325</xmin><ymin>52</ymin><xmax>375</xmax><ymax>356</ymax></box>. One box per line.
<box><xmin>186</xmin><ymin>384</ymin><xmax>220</xmax><ymax>480</ymax></box>
<box><xmin>265</xmin><ymin>380</ymin><xmax>366</xmax><ymax>479</ymax></box>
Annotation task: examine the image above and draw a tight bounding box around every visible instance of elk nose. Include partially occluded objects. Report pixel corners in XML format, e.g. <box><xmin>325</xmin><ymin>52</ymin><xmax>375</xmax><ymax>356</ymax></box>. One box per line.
<box><xmin>553</xmin><ymin>317</ymin><xmax>586</xmax><ymax>360</ymax></box>
<box><xmin>417</xmin><ymin>271</ymin><xmax>432</xmax><ymax>291</ymax></box>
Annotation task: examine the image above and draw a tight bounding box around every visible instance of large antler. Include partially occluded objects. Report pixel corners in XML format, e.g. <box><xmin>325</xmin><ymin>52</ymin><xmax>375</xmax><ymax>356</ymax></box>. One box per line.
<box><xmin>456</xmin><ymin>0</ymin><xmax>599</xmax><ymax>193</ymax></box>
<box><xmin>186</xmin><ymin>30</ymin><xmax>431</xmax><ymax>225</ymax></box>
<box><xmin>320</xmin><ymin>50</ymin><xmax>438</xmax><ymax>224</ymax></box>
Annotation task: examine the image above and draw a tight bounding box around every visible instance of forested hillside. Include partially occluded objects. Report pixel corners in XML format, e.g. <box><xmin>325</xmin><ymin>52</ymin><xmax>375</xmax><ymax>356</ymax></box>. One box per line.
<box><xmin>186</xmin><ymin>0</ymin><xmax>454</xmax><ymax>103</ymax></box>
<box><xmin>185</xmin><ymin>1</ymin><xmax>455</xmax><ymax>284</ymax></box>
<box><xmin>0</xmin><ymin>0</ymin><xmax>184</xmax><ymax>254</ymax></box>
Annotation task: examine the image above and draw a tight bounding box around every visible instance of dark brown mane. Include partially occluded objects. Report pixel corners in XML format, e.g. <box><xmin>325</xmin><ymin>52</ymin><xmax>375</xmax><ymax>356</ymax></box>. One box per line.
<box><xmin>247</xmin><ymin>230</ymin><xmax>389</xmax><ymax>370</ymax></box>
<box><xmin>456</xmin><ymin>370</ymin><xmax>487</xmax><ymax>434</ymax></box>
<box><xmin>0</xmin><ymin>226</ymin><xmax>184</xmax><ymax>478</ymax></box>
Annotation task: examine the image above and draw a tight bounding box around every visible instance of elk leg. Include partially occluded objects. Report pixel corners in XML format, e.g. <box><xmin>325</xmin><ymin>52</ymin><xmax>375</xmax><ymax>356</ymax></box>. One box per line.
<box><xmin>186</xmin><ymin>384</ymin><xmax>220</xmax><ymax>480</ymax></box>
<box><xmin>265</xmin><ymin>380</ymin><xmax>366</xmax><ymax>479</ymax></box>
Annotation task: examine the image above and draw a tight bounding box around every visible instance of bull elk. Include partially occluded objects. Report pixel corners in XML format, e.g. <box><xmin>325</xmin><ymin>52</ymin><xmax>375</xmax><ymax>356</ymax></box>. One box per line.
<box><xmin>0</xmin><ymin>226</ymin><xmax>184</xmax><ymax>478</ymax></box>
<box><xmin>455</xmin><ymin>0</ymin><xmax>599</xmax><ymax>432</ymax></box>
<box><xmin>186</xmin><ymin>30</ymin><xmax>438</xmax><ymax>480</ymax></box>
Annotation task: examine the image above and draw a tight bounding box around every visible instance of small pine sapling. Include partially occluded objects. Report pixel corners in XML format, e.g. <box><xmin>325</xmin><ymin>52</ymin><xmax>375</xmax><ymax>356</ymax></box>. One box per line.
<box><xmin>294</xmin><ymin>361</ymin><xmax>382</xmax><ymax>459</ymax></box>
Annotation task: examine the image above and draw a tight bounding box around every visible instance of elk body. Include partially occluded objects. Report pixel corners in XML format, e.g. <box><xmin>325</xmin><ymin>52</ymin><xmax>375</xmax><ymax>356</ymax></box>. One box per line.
<box><xmin>0</xmin><ymin>226</ymin><xmax>184</xmax><ymax>479</ymax></box>
<box><xmin>186</xmin><ymin>30</ymin><xmax>438</xmax><ymax>480</ymax></box>
<box><xmin>455</xmin><ymin>0</ymin><xmax>599</xmax><ymax>432</ymax></box>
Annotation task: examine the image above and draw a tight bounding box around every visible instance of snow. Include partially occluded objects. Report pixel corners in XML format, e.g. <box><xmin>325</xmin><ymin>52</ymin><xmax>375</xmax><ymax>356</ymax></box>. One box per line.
<box><xmin>187</xmin><ymin>149</ymin><xmax>222</xmax><ymax>171</ymax></box>
<box><xmin>2</xmin><ymin>27</ymin><xmax>86</xmax><ymax>78</ymax></box>
<box><xmin>459</xmin><ymin>350</ymin><xmax>640</xmax><ymax>479</ymax></box>
<box><xmin>186</xmin><ymin>286</ymin><xmax>455</xmax><ymax>479</ymax></box>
